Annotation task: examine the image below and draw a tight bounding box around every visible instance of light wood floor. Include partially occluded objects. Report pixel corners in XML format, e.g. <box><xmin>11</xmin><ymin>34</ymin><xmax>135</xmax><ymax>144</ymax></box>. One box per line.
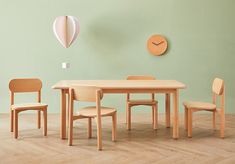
<box><xmin>0</xmin><ymin>112</ymin><xmax>235</xmax><ymax>164</ymax></box>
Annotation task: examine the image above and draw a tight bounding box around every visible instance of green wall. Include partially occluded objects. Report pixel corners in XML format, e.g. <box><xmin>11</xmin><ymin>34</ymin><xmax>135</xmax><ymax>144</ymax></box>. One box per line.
<box><xmin>0</xmin><ymin>0</ymin><xmax>234</xmax><ymax>113</ymax></box>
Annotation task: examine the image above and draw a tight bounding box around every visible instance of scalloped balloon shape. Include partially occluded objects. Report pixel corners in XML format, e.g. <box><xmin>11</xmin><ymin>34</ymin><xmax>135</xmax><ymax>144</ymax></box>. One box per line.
<box><xmin>53</xmin><ymin>16</ymin><xmax>80</xmax><ymax>48</ymax></box>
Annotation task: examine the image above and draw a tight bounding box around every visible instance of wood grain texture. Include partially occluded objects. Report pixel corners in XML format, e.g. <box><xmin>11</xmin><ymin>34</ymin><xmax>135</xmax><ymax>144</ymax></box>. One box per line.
<box><xmin>147</xmin><ymin>35</ymin><xmax>168</xmax><ymax>56</ymax></box>
<box><xmin>184</xmin><ymin>78</ymin><xmax>225</xmax><ymax>138</ymax></box>
<box><xmin>53</xmin><ymin>80</ymin><xmax>186</xmax><ymax>140</ymax></box>
<box><xmin>126</xmin><ymin>76</ymin><xmax>158</xmax><ymax>131</ymax></box>
<box><xmin>9</xmin><ymin>79</ymin><xmax>47</xmax><ymax>139</ymax></box>
<box><xmin>60</xmin><ymin>89</ymin><xmax>67</xmax><ymax>139</ymax></box>
<box><xmin>68</xmin><ymin>86</ymin><xmax>117</xmax><ymax>150</ymax></box>
<box><xmin>9</xmin><ymin>79</ymin><xmax>42</xmax><ymax>93</ymax></box>
<box><xmin>52</xmin><ymin>80</ymin><xmax>186</xmax><ymax>90</ymax></box>
<box><xmin>165</xmin><ymin>93</ymin><xmax>171</xmax><ymax>128</ymax></box>
<box><xmin>0</xmin><ymin>113</ymin><xmax>234</xmax><ymax>164</ymax></box>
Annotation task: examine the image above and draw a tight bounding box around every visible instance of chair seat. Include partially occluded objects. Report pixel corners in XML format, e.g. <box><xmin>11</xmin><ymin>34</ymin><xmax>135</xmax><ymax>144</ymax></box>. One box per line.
<box><xmin>128</xmin><ymin>99</ymin><xmax>157</xmax><ymax>105</ymax></box>
<box><xmin>183</xmin><ymin>101</ymin><xmax>216</xmax><ymax>110</ymax></box>
<box><xmin>11</xmin><ymin>103</ymin><xmax>48</xmax><ymax>110</ymax></box>
<box><xmin>77</xmin><ymin>106</ymin><xmax>116</xmax><ymax>117</ymax></box>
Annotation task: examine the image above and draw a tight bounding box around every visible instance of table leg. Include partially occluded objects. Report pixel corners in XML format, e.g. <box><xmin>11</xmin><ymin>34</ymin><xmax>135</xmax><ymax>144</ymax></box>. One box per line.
<box><xmin>165</xmin><ymin>93</ymin><xmax>170</xmax><ymax>128</ymax></box>
<box><xmin>172</xmin><ymin>90</ymin><xmax>179</xmax><ymax>139</ymax></box>
<box><xmin>61</xmin><ymin>89</ymin><xmax>67</xmax><ymax>139</ymax></box>
<box><xmin>67</xmin><ymin>92</ymin><xmax>70</xmax><ymax>130</ymax></box>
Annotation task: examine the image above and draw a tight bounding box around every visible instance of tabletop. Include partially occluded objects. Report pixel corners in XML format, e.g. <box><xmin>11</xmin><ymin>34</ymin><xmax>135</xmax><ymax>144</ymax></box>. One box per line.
<box><xmin>52</xmin><ymin>80</ymin><xmax>186</xmax><ymax>90</ymax></box>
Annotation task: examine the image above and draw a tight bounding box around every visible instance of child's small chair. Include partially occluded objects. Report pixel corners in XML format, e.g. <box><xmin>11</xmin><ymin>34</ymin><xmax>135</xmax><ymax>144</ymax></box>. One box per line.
<box><xmin>68</xmin><ymin>85</ymin><xmax>117</xmax><ymax>150</ymax></box>
<box><xmin>126</xmin><ymin>75</ymin><xmax>158</xmax><ymax>130</ymax></box>
<box><xmin>9</xmin><ymin>79</ymin><xmax>48</xmax><ymax>139</ymax></box>
<box><xmin>183</xmin><ymin>78</ymin><xmax>225</xmax><ymax>138</ymax></box>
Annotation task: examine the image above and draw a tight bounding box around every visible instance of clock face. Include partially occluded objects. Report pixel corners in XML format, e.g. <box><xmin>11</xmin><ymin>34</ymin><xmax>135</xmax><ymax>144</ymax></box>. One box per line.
<box><xmin>147</xmin><ymin>35</ymin><xmax>168</xmax><ymax>56</ymax></box>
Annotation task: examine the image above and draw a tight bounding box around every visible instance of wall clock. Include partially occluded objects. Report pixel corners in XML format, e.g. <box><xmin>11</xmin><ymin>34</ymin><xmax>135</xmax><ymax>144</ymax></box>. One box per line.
<box><xmin>147</xmin><ymin>35</ymin><xmax>168</xmax><ymax>56</ymax></box>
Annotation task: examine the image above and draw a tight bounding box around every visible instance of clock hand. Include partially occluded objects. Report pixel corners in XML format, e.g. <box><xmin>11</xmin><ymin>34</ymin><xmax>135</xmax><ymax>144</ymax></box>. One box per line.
<box><xmin>152</xmin><ymin>41</ymin><xmax>164</xmax><ymax>46</ymax></box>
<box><xmin>152</xmin><ymin>42</ymin><xmax>158</xmax><ymax>46</ymax></box>
<box><xmin>157</xmin><ymin>41</ymin><xmax>164</xmax><ymax>45</ymax></box>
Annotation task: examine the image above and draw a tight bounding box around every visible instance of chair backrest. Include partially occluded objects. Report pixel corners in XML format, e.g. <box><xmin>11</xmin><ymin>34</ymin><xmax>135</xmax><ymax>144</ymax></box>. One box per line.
<box><xmin>212</xmin><ymin>78</ymin><xmax>224</xmax><ymax>95</ymax></box>
<box><xmin>69</xmin><ymin>86</ymin><xmax>103</xmax><ymax>120</ymax></box>
<box><xmin>9</xmin><ymin>79</ymin><xmax>42</xmax><ymax>93</ymax></box>
<box><xmin>127</xmin><ymin>75</ymin><xmax>156</xmax><ymax>80</ymax></box>
<box><xmin>126</xmin><ymin>75</ymin><xmax>156</xmax><ymax>100</ymax></box>
<box><xmin>212</xmin><ymin>78</ymin><xmax>225</xmax><ymax>112</ymax></box>
<box><xmin>9</xmin><ymin>78</ymin><xmax>42</xmax><ymax>105</ymax></box>
<box><xmin>70</xmin><ymin>85</ymin><xmax>103</xmax><ymax>102</ymax></box>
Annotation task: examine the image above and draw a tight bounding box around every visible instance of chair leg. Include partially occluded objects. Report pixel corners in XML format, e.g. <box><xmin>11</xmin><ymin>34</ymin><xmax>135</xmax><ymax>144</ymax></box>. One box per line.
<box><xmin>213</xmin><ymin>111</ymin><xmax>216</xmax><ymax>130</ymax></box>
<box><xmin>152</xmin><ymin>106</ymin><xmax>154</xmax><ymax>125</ymax></box>
<box><xmin>220</xmin><ymin>112</ymin><xmax>225</xmax><ymax>138</ymax></box>
<box><xmin>68</xmin><ymin>116</ymin><xmax>73</xmax><ymax>146</ymax></box>
<box><xmin>38</xmin><ymin>111</ymin><xmax>41</xmax><ymax>129</ymax></box>
<box><xmin>67</xmin><ymin>93</ymin><xmax>70</xmax><ymax>126</ymax></box>
<box><xmin>184</xmin><ymin>107</ymin><xmax>188</xmax><ymax>130</ymax></box>
<box><xmin>88</xmin><ymin>118</ymin><xmax>92</xmax><ymax>139</ymax></box>
<box><xmin>153</xmin><ymin>105</ymin><xmax>158</xmax><ymax>130</ymax></box>
<box><xmin>96</xmin><ymin>117</ymin><xmax>102</xmax><ymax>150</ymax></box>
<box><xmin>165</xmin><ymin>93</ymin><xmax>170</xmax><ymax>128</ymax></box>
<box><xmin>126</xmin><ymin>103</ymin><xmax>128</xmax><ymax>124</ymax></box>
<box><xmin>14</xmin><ymin>110</ymin><xmax>18</xmax><ymax>139</ymax></box>
<box><xmin>10</xmin><ymin>110</ymin><xmax>14</xmax><ymax>132</ymax></box>
<box><xmin>43</xmin><ymin>109</ymin><xmax>47</xmax><ymax>136</ymax></box>
<box><xmin>127</xmin><ymin>106</ymin><xmax>131</xmax><ymax>130</ymax></box>
<box><xmin>112</xmin><ymin>112</ymin><xmax>117</xmax><ymax>141</ymax></box>
<box><xmin>188</xmin><ymin>109</ymin><xmax>192</xmax><ymax>138</ymax></box>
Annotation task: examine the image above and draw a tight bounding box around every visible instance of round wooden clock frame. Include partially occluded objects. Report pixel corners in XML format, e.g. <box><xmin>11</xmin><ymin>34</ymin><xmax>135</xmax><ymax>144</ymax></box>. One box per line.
<box><xmin>147</xmin><ymin>35</ymin><xmax>168</xmax><ymax>56</ymax></box>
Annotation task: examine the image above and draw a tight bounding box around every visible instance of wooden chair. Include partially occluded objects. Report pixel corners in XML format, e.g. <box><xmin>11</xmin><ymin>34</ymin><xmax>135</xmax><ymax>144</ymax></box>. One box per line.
<box><xmin>9</xmin><ymin>79</ymin><xmax>48</xmax><ymax>139</ymax></box>
<box><xmin>183</xmin><ymin>78</ymin><xmax>225</xmax><ymax>138</ymax></box>
<box><xmin>68</xmin><ymin>86</ymin><xmax>117</xmax><ymax>150</ymax></box>
<box><xmin>126</xmin><ymin>75</ymin><xmax>158</xmax><ymax>130</ymax></box>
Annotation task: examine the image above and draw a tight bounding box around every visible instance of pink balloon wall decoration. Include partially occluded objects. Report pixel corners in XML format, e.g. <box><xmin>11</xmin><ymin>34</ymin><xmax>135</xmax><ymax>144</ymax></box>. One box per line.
<box><xmin>53</xmin><ymin>16</ymin><xmax>80</xmax><ymax>48</ymax></box>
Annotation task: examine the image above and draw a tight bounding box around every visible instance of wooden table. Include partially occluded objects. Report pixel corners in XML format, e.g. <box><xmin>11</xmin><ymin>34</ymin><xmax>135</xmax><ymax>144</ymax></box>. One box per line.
<box><xmin>52</xmin><ymin>80</ymin><xmax>186</xmax><ymax>140</ymax></box>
